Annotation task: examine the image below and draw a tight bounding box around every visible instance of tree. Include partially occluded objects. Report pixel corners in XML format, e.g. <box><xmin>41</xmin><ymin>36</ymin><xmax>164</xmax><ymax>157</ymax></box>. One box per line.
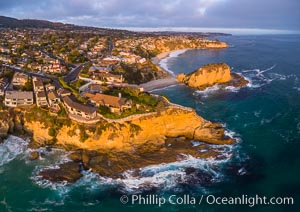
<box><xmin>24</xmin><ymin>79</ymin><xmax>33</xmax><ymax>91</ymax></box>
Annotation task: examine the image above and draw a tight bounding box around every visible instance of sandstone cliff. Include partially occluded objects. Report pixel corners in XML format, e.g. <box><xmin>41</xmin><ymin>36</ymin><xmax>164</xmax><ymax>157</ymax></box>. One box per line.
<box><xmin>154</xmin><ymin>39</ymin><xmax>228</xmax><ymax>54</ymax></box>
<box><xmin>0</xmin><ymin>107</ymin><xmax>234</xmax><ymax>150</ymax></box>
<box><xmin>0</xmin><ymin>106</ymin><xmax>236</xmax><ymax>179</ymax></box>
<box><xmin>29</xmin><ymin>108</ymin><xmax>234</xmax><ymax>151</ymax></box>
<box><xmin>177</xmin><ymin>63</ymin><xmax>249</xmax><ymax>90</ymax></box>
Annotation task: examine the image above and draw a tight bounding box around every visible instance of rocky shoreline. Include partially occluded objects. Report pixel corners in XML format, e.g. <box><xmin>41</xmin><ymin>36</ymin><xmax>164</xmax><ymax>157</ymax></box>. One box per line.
<box><xmin>0</xmin><ymin>105</ymin><xmax>235</xmax><ymax>183</ymax></box>
<box><xmin>40</xmin><ymin>135</ymin><xmax>234</xmax><ymax>182</ymax></box>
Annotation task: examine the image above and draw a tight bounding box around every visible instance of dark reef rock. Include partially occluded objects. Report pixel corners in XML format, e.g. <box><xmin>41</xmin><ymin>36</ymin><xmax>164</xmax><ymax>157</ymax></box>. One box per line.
<box><xmin>39</xmin><ymin>162</ymin><xmax>82</xmax><ymax>183</ymax></box>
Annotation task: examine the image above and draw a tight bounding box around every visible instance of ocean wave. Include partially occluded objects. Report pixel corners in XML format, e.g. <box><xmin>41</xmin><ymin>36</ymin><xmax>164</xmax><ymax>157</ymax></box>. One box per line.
<box><xmin>224</xmin><ymin>86</ymin><xmax>240</xmax><ymax>92</ymax></box>
<box><xmin>260</xmin><ymin>113</ymin><xmax>282</xmax><ymax>125</ymax></box>
<box><xmin>194</xmin><ymin>84</ymin><xmax>221</xmax><ymax>97</ymax></box>
<box><xmin>159</xmin><ymin>49</ymin><xmax>189</xmax><ymax>76</ymax></box>
<box><xmin>30</xmin><ymin>129</ymin><xmax>240</xmax><ymax>195</ymax></box>
<box><xmin>31</xmin><ymin>166</ymin><xmax>71</xmax><ymax>196</ymax></box>
<box><xmin>25</xmin><ymin>147</ymin><xmax>72</xmax><ymax>166</ymax></box>
<box><xmin>31</xmin><ymin>151</ymin><xmax>235</xmax><ymax>195</ymax></box>
<box><xmin>0</xmin><ymin>198</ymin><xmax>12</xmax><ymax>212</ymax></box>
<box><xmin>193</xmin><ymin>79</ymin><xmax>242</xmax><ymax>97</ymax></box>
<box><xmin>118</xmin><ymin>155</ymin><xmax>229</xmax><ymax>193</ymax></box>
<box><xmin>222</xmin><ymin>123</ymin><xmax>242</xmax><ymax>142</ymax></box>
<box><xmin>238</xmin><ymin>64</ymin><xmax>300</xmax><ymax>89</ymax></box>
<box><xmin>0</xmin><ymin>135</ymin><xmax>29</xmax><ymax>167</ymax></box>
<box><xmin>294</xmin><ymin>87</ymin><xmax>300</xmax><ymax>92</ymax></box>
<box><xmin>254</xmin><ymin>110</ymin><xmax>262</xmax><ymax>118</ymax></box>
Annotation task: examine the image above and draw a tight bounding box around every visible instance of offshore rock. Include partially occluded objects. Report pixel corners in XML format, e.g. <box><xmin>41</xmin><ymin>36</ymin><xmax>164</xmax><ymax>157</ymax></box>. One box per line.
<box><xmin>39</xmin><ymin>162</ymin><xmax>82</xmax><ymax>183</ymax></box>
<box><xmin>177</xmin><ymin>63</ymin><xmax>248</xmax><ymax>90</ymax></box>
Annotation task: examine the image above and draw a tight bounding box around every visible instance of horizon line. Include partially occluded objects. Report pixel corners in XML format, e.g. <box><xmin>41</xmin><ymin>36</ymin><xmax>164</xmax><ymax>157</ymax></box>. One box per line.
<box><xmin>105</xmin><ymin>26</ymin><xmax>300</xmax><ymax>35</ymax></box>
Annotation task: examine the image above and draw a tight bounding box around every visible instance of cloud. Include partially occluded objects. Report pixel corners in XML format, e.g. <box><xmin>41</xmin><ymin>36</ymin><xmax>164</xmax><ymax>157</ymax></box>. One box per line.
<box><xmin>0</xmin><ymin>0</ymin><xmax>299</xmax><ymax>30</ymax></box>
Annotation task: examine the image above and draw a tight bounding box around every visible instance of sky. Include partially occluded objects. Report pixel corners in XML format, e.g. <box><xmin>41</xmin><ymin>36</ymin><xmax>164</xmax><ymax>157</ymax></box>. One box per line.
<box><xmin>0</xmin><ymin>0</ymin><xmax>299</xmax><ymax>34</ymax></box>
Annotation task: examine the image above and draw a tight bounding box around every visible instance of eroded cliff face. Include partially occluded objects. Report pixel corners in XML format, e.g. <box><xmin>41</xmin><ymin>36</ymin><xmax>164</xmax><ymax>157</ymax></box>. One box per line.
<box><xmin>154</xmin><ymin>39</ymin><xmax>228</xmax><ymax>53</ymax></box>
<box><xmin>177</xmin><ymin>63</ymin><xmax>248</xmax><ymax>90</ymax></box>
<box><xmin>0</xmin><ymin>107</ymin><xmax>235</xmax><ymax>179</ymax></box>
<box><xmin>0</xmin><ymin>106</ymin><xmax>234</xmax><ymax>151</ymax></box>
<box><xmin>24</xmin><ymin>108</ymin><xmax>234</xmax><ymax>151</ymax></box>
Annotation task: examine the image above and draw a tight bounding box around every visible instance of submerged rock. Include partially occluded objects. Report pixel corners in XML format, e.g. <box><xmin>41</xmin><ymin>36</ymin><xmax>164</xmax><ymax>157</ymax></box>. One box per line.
<box><xmin>39</xmin><ymin>162</ymin><xmax>82</xmax><ymax>183</ymax></box>
<box><xmin>183</xmin><ymin>167</ymin><xmax>214</xmax><ymax>185</ymax></box>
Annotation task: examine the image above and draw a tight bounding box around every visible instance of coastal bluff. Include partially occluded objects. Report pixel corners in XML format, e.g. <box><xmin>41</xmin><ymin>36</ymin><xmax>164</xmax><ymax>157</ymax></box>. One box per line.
<box><xmin>0</xmin><ymin>106</ymin><xmax>235</xmax><ymax>179</ymax></box>
<box><xmin>177</xmin><ymin>63</ymin><xmax>249</xmax><ymax>90</ymax></box>
<box><xmin>0</xmin><ymin>107</ymin><xmax>234</xmax><ymax>150</ymax></box>
<box><xmin>27</xmin><ymin>108</ymin><xmax>234</xmax><ymax>151</ymax></box>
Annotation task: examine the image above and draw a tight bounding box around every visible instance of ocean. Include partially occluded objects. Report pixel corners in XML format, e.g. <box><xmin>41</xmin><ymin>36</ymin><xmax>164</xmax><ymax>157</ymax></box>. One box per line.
<box><xmin>1</xmin><ymin>34</ymin><xmax>299</xmax><ymax>212</ymax></box>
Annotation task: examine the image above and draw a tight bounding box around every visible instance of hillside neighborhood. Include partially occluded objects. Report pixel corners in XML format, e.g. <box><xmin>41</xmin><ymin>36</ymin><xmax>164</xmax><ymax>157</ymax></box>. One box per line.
<box><xmin>0</xmin><ymin>27</ymin><xmax>226</xmax><ymax>123</ymax></box>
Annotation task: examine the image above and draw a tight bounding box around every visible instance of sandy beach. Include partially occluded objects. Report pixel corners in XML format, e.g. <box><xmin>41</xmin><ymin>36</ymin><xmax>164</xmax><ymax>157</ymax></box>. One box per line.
<box><xmin>151</xmin><ymin>51</ymin><xmax>172</xmax><ymax>65</ymax></box>
<box><xmin>140</xmin><ymin>76</ymin><xmax>179</xmax><ymax>92</ymax></box>
<box><xmin>142</xmin><ymin>49</ymin><xmax>191</xmax><ymax>92</ymax></box>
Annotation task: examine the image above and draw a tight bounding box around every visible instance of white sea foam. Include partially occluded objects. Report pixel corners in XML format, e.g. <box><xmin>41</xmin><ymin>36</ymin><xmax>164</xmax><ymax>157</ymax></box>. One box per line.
<box><xmin>30</xmin><ymin>127</ymin><xmax>240</xmax><ymax>195</ymax></box>
<box><xmin>194</xmin><ymin>84</ymin><xmax>221</xmax><ymax>97</ymax></box>
<box><xmin>254</xmin><ymin>110</ymin><xmax>262</xmax><ymax>118</ymax></box>
<box><xmin>158</xmin><ymin>49</ymin><xmax>189</xmax><ymax>76</ymax></box>
<box><xmin>0</xmin><ymin>135</ymin><xmax>28</xmax><ymax>167</ymax></box>
<box><xmin>238</xmin><ymin>64</ymin><xmax>300</xmax><ymax>90</ymax></box>
<box><xmin>31</xmin><ymin>168</ymin><xmax>71</xmax><ymax>196</ymax></box>
<box><xmin>224</xmin><ymin>86</ymin><xmax>240</xmax><ymax>92</ymax></box>
<box><xmin>260</xmin><ymin>113</ymin><xmax>282</xmax><ymax>125</ymax></box>
<box><xmin>294</xmin><ymin>87</ymin><xmax>300</xmax><ymax>92</ymax></box>
<box><xmin>0</xmin><ymin>198</ymin><xmax>12</xmax><ymax>212</ymax></box>
<box><xmin>118</xmin><ymin>155</ymin><xmax>230</xmax><ymax>193</ymax></box>
<box><xmin>222</xmin><ymin>123</ymin><xmax>241</xmax><ymax>141</ymax></box>
<box><xmin>31</xmin><ymin>151</ymin><xmax>234</xmax><ymax>195</ymax></box>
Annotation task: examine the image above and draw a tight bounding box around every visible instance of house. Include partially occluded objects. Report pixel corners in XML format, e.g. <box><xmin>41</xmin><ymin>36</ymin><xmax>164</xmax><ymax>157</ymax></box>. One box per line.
<box><xmin>0</xmin><ymin>78</ymin><xmax>9</xmax><ymax>96</ymax></box>
<box><xmin>138</xmin><ymin>58</ymin><xmax>147</xmax><ymax>64</ymax></box>
<box><xmin>47</xmin><ymin>90</ymin><xmax>60</xmax><ymax>106</ymax></box>
<box><xmin>88</xmin><ymin>66</ymin><xmax>111</xmax><ymax>73</ymax></box>
<box><xmin>33</xmin><ymin>79</ymin><xmax>44</xmax><ymax>93</ymax></box>
<box><xmin>57</xmin><ymin>88</ymin><xmax>71</xmax><ymax>97</ymax></box>
<box><xmin>63</xmin><ymin>96</ymin><xmax>97</xmax><ymax>119</ymax></box>
<box><xmin>85</xmin><ymin>93</ymin><xmax>132</xmax><ymax>113</ymax></box>
<box><xmin>88</xmin><ymin>84</ymin><xmax>103</xmax><ymax>94</ymax></box>
<box><xmin>4</xmin><ymin>91</ymin><xmax>34</xmax><ymax>107</ymax></box>
<box><xmin>36</xmin><ymin>91</ymin><xmax>48</xmax><ymax>107</ymax></box>
<box><xmin>45</xmin><ymin>84</ymin><xmax>56</xmax><ymax>91</ymax></box>
<box><xmin>93</xmin><ymin>72</ymin><xmax>123</xmax><ymax>83</ymax></box>
<box><xmin>12</xmin><ymin>72</ymin><xmax>28</xmax><ymax>86</ymax></box>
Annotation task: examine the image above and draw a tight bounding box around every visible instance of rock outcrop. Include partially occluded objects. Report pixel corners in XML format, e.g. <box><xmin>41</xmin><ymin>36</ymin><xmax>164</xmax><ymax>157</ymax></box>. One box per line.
<box><xmin>0</xmin><ymin>119</ymin><xmax>9</xmax><ymax>142</ymax></box>
<box><xmin>0</xmin><ymin>107</ymin><xmax>234</xmax><ymax>151</ymax></box>
<box><xmin>25</xmin><ymin>108</ymin><xmax>234</xmax><ymax>151</ymax></box>
<box><xmin>39</xmin><ymin>162</ymin><xmax>82</xmax><ymax>183</ymax></box>
<box><xmin>0</xmin><ymin>105</ymin><xmax>235</xmax><ymax>180</ymax></box>
<box><xmin>154</xmin><ymin>39</ymin><xmax>228</xmax><ymax>53</ymax></box>
<box><xmin>177</xmin><ymin>63</ymin><xmax>249</xmax><ymax>90</ymax></box>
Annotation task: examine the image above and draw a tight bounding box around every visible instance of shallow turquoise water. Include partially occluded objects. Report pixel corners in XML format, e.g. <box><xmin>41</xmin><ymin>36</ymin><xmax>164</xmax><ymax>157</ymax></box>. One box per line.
<box><xmin>0</xmin><ymin>35</ymin><xmax>299</xmax><ymax>211</ymax></box>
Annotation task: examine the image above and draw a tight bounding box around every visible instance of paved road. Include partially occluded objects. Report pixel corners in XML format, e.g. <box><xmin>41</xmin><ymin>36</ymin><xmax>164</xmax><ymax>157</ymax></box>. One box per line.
<box><xmin>63</xmin><ymin>64</ymin><xmax>85</xmax><ymax>83</ymax></box>
<box><xmin>3</xmin><ymin>65</ymin><xmax>55</xmax><ymax>80</ymax></box>
<box><xmin>3</xmin><ymin>64</ymin><xmax>62</xmax><ymax>88</ymax></box>
<box><xmin>107</xmin><ymin>37</ymin><xmax>114</xmax><ymax>56</ymax></box>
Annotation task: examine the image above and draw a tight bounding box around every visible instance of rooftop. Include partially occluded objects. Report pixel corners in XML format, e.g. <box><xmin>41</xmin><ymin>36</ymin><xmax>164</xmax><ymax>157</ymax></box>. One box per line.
<box><xmin>87</xmin><ymin>93</ymin><xmax>128</xmax><ymax>108</ymax></box>
<box><xmin>63</xmin><ymin>96</ymin><xmax>97</xmax><ymax>115</ymax></box>
<box><xmin>5</xmin><ymin>91</ymin><xmax>33</xmax><ymax>99</ymax></box>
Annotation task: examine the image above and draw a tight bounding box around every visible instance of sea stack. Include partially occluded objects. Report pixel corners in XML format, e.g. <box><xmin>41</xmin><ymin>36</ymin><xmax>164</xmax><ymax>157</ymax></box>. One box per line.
<box><xmin>177</xmin><ymin>63</ymin><xmax>248</xmax><ymax>90</ymax></box>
